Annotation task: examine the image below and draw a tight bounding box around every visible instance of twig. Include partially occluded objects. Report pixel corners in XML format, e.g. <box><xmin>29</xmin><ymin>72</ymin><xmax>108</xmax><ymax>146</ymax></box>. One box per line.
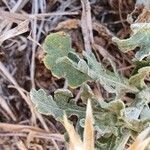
<box><xmin>29</xmin><ymin>11</ymin><xmax>79</xmax><ymax>19</ymax></box>
<box><xmin>0</xmin><ymin>132</ymin><xmax>64</xmax><ymax>141</ymax></box>
<box><xmin>0</xmin><ymin>20</ymin><xmax>29</xmax><ymax>45</ymax></box>
<box><xmin>80</xmin><ymin>0</ymin><xmax>93</xmax><ymax>54</ymax></box>
<box><xmin>0</xmin><ymin>96</ymin><xmax>17</xmax><ymax>121</ymax></box>
<box><xmin>0</xmin><ymin>62</ymin><xmax>32</xmax><ymax>107</ymax></box>
<box><xmin>0</xmin><ymin>9</ymin><xmax>79</xmax><ymax>21</ymax></box>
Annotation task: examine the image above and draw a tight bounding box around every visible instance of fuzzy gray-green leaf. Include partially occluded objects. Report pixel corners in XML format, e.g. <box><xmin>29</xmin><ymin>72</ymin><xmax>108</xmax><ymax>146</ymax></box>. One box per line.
<box><xmin>30</xmin><ymin>89</ymin><xmax>63</xmax><ymax>120</ymax></box>
<box><xmin>99</xmin><ymin>100</ymin><xmax>125</xmax><ymax>115</ymax></box>
<box><xmin>43</xmin><ymin>32</ymin><xmax>137</xmax><ymax>94</ymax></box>
<box><xmin>82</xmin><ymin>52</ymin><xmax>137</xmax><ymax>94</ymax></box>
<box><xmin>129</xmin><ymin>66</ymin><xmax>150</xmax><ymax>88</ymax></box>
<box><xmin>113</xmin><ymin>23</ymin><xmax>150</xmax><ymax>60</ymax></box>
<box><xmin>43</xmin><ymin>32</ymin><xmax>91</xmax><ymax>88</ymax></box>
<box><xmin>30</xmin><ymin>89</ymin><xmax>86</xmax><ymax>121</ymax></box>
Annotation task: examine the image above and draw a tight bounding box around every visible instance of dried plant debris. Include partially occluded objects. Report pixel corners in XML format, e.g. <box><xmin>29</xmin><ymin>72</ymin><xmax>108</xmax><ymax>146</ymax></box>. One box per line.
<box><xmin>128</xmin><ymin>127</ymin><xmax>150</xmax><ymax>150</ymax></box>
<box><xmin>0</xmin><ymin>20</ymin><xmax>29</xmax><ymax>45</ymax></box>
<box><xmin>63</xmin><ymin>100</ymin><xmax>94</xmax><ymax>150</ymax></box>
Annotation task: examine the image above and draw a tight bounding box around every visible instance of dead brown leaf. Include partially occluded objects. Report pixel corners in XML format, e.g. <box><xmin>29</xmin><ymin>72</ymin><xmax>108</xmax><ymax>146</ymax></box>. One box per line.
<box><xmin>54</xmin><ymin>19</ymin><xmax>80</xmax><ymax>31</ymax></box>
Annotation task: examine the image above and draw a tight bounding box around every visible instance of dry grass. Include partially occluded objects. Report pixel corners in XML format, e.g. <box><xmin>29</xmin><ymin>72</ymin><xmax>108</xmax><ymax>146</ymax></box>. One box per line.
<box><xmin>63</xmin><ymin>100</ymin><xmax>94</xmax><ymax>150</ymax></box>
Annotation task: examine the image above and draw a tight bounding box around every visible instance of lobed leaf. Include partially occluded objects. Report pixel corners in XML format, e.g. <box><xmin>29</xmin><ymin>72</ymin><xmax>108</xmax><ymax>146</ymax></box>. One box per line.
<box><xmin>80</xmin><ymin>83</ymin><xmax>94</xmax><ymax>103</ymax></box>
<box><xmin>43</xmin><ymin>32</ymin><xmax>137</xmax><ymax>94</ymax></box>
<box><xmin>30</xmin><ymin>89</ymin><xmax>63</xmax><ymax>120</ymax></box>
<box><xmin>129</xmin><ymin>66</ymin><xmax>150</xmax><ymax>88</ymax></box>
<box><xmin>51</xmin><ymin>57</ymin><xmax>90</xmax><ymax>88</ymax></box>
<box><xmin>82</xmin><ymin>52</ymin><xmax>138</xmax><ymax>94</ymax></box>
<box><xmin>30</xmin><ymin>88</ymin><xmax>150</xmax><ymax>149</ymax></box>
<box><xmin>44</xmin><ymin>31</ymin><xmax>74</xmax><ymax>69</ymax></box>
<box><xmin>30</xmin><ymin>89</ymin><xmax>86</xmax><ymax>121</ymax></box>
<box><xmin>112</xmin><ymin>23</ymin><xmax>150</xmax><ymax>60</ymax></box>
<box><xmin>37</xmin><ymin>31</ymin><xmax>150</xmax><ymax>150</ymax></box>
<box><xmin>43</xmin><ymin>32</ymin><xmax>91</xmax><ymax>88</ymax></box>
<box><xmin>99</xmin><ymin>100</ymin><xmax>125</xmax><ymax>115</ymax></box>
